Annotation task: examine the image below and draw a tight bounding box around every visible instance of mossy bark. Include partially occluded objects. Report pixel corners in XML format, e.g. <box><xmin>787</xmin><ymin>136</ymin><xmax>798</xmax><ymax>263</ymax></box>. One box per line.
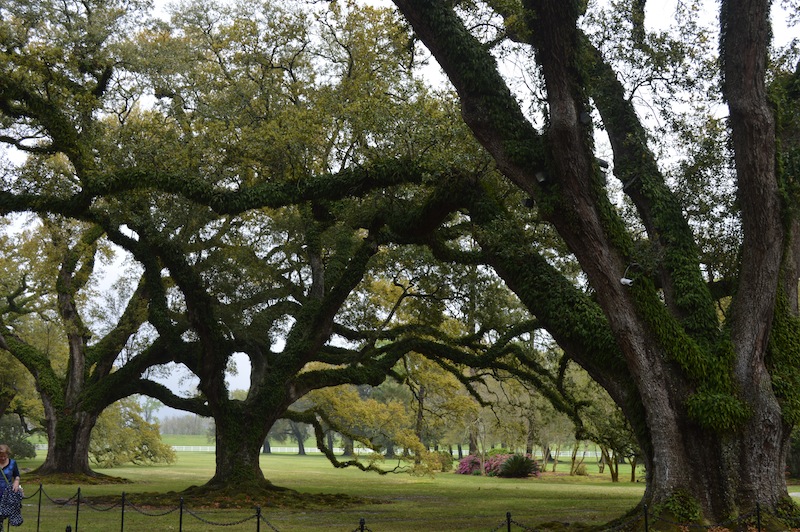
<box><xmin>36</xmin><ymin>398</ymin><xmax>98</xmax><ymax>475</ymax></box>
<box><xmin>208</xmin><ymin>407</ymin><xmax>274</xmax><ymax>487</ymax></box>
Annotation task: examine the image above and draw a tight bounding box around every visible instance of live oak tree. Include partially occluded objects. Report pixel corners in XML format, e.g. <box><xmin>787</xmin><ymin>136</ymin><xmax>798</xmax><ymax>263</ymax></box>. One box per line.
<box><xmin>118</xmin><ymin>1</ymin><xmax>478</xmax><ymax>490</ymax></box>
<box><xmin>0</xmin><ymin>0</ymin><xmax>470</xmax><ymax>490</ymax></box>
<box><xmin>391</xmin><ymin>0</ymin><xmax>800</xmax><ymax>525</ymax></box>
<box><xmin>0</xmin><ymin>218</ymin><xmax>183</xmax><ymax>476</ymax></box>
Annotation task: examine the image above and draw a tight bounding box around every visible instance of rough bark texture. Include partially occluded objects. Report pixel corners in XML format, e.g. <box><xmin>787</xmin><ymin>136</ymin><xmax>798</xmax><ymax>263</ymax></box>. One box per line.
<box><xmin>718</xmin><ymin>0</ymin><xmax>788</xmax><ymax>516</ymax></box>
<box><xmin>209</xmin><ymin>406</ymin><xmax>274</xmax><ymax>486</ymax></box>
<box><xmin>37</xmin><ymin>396</ymin><xmax>97</xmax><ymax>475</ymax></box>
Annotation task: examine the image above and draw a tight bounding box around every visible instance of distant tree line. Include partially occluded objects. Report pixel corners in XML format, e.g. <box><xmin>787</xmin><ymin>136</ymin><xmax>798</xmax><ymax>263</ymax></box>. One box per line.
<box><xmin>160</xmin><ymin>414</ymin><xmax>214</xmax><ymax>437</ymax></box>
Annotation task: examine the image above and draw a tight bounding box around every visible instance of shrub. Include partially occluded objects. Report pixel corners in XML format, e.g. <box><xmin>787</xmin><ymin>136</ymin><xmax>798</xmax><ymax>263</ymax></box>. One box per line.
<box><xmin>437</xmin><ymin>451</ymin><xmax>454</xmax><ymax>472</ymax></box>
<box><xmin>0</xmin><ymin>416</ymin><xmax>35</xmax><ymax>459</ymax></box>
<box><xmin>484</xmin><ymin>453</ymin><xmax>512</xmax><ymax>476</ymax></box>
<box><xmin>456</xmin><ymin>453</ymin><xmax>540</xmax><ymax>478</ymax></box>
<box><xmin>455</xmin><ymin>454</ymin><xmax>482</xmax><ymax>475</ymax></box>
<box><xmin>498</xmin><ymin>454</ymin><xmax>540</xmax><ymax>478</ymax></box>
<box><xmin>574</xmin><ymin>463</ymin><xmax>589</xmax><ymax>476</ymax></box>
<box><xmin>455</xmin><ymin>453</ymin><xmax>506</xmax><ymax>475</ymax></box>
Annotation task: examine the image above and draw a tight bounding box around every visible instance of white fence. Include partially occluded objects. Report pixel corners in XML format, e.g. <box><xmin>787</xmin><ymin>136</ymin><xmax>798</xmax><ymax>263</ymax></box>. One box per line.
<box><xmin>166</xmin><ymin>445</ymin><xmax>372</xmax><ymax>454</ymax></box>
<box><xmin>34</xmin><ymin>444</ymin><xmax>371</xmax><ymax>454</ymax></box>
<box><xmin>34</xmin><ymin>443</ymin><xmax>602</xmax><ymax>458</ymax></box>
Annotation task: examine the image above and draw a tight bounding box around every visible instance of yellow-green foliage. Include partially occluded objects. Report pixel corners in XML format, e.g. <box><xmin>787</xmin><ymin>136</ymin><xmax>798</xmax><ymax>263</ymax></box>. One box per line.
<box><xmin>310</xmin><ymin>387</ymin><xmax>409</xmax><ymax>444</ymax></box>
<box><xmin>89</xmin><ymin>399</ymin><xmax>176</xmax><ymax>468</ymax></box>
<box><xmin>307</xmin><ymin>383</ymin><xmax>445</xmax><ymax>476</ymax></box>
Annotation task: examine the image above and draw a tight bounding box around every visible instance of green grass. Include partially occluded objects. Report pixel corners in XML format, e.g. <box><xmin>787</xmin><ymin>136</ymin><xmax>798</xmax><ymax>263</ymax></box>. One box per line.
<box><xmin>12</xmin><ymin>453</ymin><xmax>645</xmax><ymax>531</ymax></box>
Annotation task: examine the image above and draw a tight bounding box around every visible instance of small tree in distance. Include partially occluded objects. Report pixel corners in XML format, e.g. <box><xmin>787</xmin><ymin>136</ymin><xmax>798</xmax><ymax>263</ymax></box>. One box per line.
<box><xmin>89</xmin><ymin>398</ymin><xmax>176</xmax><ymax>468</ymax></box>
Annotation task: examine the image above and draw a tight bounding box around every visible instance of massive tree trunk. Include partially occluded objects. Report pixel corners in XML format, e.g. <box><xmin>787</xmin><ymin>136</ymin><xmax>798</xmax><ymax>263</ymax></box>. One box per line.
<box><xmin>632</xmin><ymin>358</ymin><xmax>789</xmax><ymax>519</ymax></box>
<box><xmin>196</xmin><ymin>361</ymin><xmax>296</xmax><ymax>488</ymax></box>
<box><xmin>36</xmin><ymin>395</ymin><xmax>98</xmax><ymax>475</ymax></box>
<box><xmin>207</xmin><ymin>401</ymin><xmax>275</xmax><ymax>487</ymax></box>
<box><xmin>392</xmin><ymin>0</ymin><xmax>795</xmax><ymax>525</ymax></box>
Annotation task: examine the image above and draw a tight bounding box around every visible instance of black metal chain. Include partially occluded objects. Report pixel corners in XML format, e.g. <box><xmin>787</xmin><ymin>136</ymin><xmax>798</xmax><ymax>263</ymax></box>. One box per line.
<box><xmin>19</xmin><ymin>485</ymin><xmax>39</xmax><ymax>500</ymax></box>
<box><xmin>489</xmin><ymin>512</ymin><xmax>539</xmax><ymax>531</ymax></box>
<box><xmin>39</xmin><ymin>487</ymin><xmax>80</xmax><ymax>506</ymax></box>
<box><xmin>125</xmin><ymin>501</ymin><xmax>180</xmax><ymax>517</ymax></box>
<box><xmin>184</xmin><ymin>507</ymin><xmax>258</xmax><ymax>527</ymax></box>
<box><xmin>81</xmin><ymin>500</ymin><xmax>121</xmax><ymax>512</ymax></box>
<box><xmin>258</xmin><ymin>514</ymin><xmax>282</xmax><ymax>532</ymax></box>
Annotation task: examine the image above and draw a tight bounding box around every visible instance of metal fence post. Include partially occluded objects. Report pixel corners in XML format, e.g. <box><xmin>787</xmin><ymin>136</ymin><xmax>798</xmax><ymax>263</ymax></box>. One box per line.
<box><xmin>37</xmin><ymin>483</ymin><xmax>43</xmax><ymax>532</ymax></box>
<box><xmin>507</xmin><ymin>511</ymin><xmax>512</xmax><ymax>532</ymax></box>
<box><xmin>255</xmin><ymin>506</ymin><xmax>261</xmax><ymax>532</ymax></box>
<box><xmin>75</xmin><ymin>487</ymin><xmax>81</xmax><ymax>532</ymax></box>
<box><xmin>179</xmin><ymin>497</ymin><xmax>184</xmax><ymax>532</ymax></box>
<box><xmin>120</xmin><ymin>491</ymin><xmax>125</xmax><ymax>532</ymax></box>
<box><xmin>359</xmin><ymin>517</ymin><xmax>366</xmax><ymax>531</ymax></box>
<box><xmin>643</xmin><ymin>504</ymin><xmax>649</xmax><ymax>532</ymax></box>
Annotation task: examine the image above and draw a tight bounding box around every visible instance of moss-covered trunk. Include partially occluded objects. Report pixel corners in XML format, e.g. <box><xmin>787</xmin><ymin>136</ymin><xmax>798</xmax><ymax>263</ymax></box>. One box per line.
<box><xmin>635</xmin><ymin>362</ymin><xmax>790</xmax><ymax>524</ymax></box>
<box><xmin>36</xmin><ymin>395</ymin><xmax>97</xmax><ymax>475</ymax></box>
<box><xmin>208</xmin><ymin>405</ymin><xmax>273</xmax><ymax>487</ymax></box>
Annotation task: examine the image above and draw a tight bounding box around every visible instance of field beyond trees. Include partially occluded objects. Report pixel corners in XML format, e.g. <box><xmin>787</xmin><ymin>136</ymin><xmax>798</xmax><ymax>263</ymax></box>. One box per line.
<box><xmin>15</xmin><ymin>451</ymin><xmax>646</xmax><ymax>531</ymax></box>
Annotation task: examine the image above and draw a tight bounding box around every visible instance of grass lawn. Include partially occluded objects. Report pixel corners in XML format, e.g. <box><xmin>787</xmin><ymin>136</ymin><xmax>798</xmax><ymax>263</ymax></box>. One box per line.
<box><xmin>12</xmin><ymin>452</ymin><xmax>645</xmax><ymax>531</ymax></box>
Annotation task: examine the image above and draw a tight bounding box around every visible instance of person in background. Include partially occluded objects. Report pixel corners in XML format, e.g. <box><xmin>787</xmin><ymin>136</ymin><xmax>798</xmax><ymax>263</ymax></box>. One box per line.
<box><xmin>0</xmin><ymin>446</ymin><xmax>19</xmax><ymax>498</ymax></box>
<box><xmin>0</xmin><ymin>444</ymin><xmax>20</xmax><ymax>530</ymax></box>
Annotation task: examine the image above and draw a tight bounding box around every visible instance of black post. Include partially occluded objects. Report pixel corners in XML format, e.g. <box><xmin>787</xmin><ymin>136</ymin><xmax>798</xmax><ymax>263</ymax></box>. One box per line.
<box><xmin>37</xmin><ymin>483</ymin><xmax>43</xmax><ymax>532</ymax></box>
<box><xmin>65</xmin><ymin>526</ymin><xmax>71</xmax><ymax>532</ymax></box>
<box><xmin>256</xmin><ymin>506</ymin><xmax>261</xmax><ymax>532</ymax></box>
<box><xmin>506</xmin><ymin>511</ymin><xmax>512</xmax><ymax>532</ymax></box>
<box><xmin>179</xmin><ymin>497</ymin><xmax>184</xmax><ymax>532</ymax></box>
<box><xmin>120</xmin><ymin>491</ymin><xmax>126</xmax><ymax>532</ymax></box>
<box><xmin>359</xmin><ymin>517</ymin><xmax>365</xmax><ymax>532</ymax></box>
<box><xmin>643</xmin><ymin>504</ymin><xmax>649</xmax><ymax>532</ymax></box>
<box><xmin>75</xmin><ymin>487</ymin><xmax>81</xmax><ymax>532</ymax></box>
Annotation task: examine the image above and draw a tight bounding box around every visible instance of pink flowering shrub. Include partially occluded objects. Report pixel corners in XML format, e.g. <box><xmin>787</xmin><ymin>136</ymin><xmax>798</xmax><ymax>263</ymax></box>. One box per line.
<box><xmin>455</xmin><ymin>454</ymin><xmax>482</xmax><ymax>475</ymax></box>
<box><xmin>455</xmin><ymin>453</ymin><xmax>540</xmax><ymax>478</ymax></box>
<box><xmin>483</xmin><ymin>453</ymin><xmax>512</xmax><ymax>476</ymax></box>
